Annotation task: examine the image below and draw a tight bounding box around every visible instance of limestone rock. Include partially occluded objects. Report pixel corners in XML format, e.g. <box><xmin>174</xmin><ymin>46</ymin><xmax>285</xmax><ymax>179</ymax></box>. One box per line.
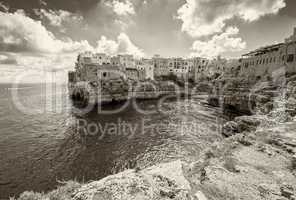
<box><xmin>73</xmin><ymin>160</ymin><xmax>192</xmax><ymax>200</ymax></box>
<box><xmin>222</xmin><ymin>121</ymin><xmax>239</xmax><ymax>137</ymax></box>
<box><xmin>195</xmin><ymin>191</ymin><xmax>208</xmax><ymax>200</ymax></box>
<box><xmin>280</xmin><ymin>185</ymin><xmax>295</xmax><ymax>199</ymax></box>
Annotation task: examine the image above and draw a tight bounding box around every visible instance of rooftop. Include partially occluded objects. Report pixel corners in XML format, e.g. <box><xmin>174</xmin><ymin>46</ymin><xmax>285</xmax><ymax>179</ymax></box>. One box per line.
<box><xmin>242</xmin><ymin>43</ymin><xmax>284</xmax><ymax>57</ymax></box>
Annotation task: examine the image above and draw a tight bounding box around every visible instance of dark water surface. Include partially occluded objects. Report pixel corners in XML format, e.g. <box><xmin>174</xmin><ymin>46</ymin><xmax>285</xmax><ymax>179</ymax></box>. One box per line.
<box><xmin>0</xmin><ymin>83</ymin><xmax>226</xmax><ymax>199</ymax></box>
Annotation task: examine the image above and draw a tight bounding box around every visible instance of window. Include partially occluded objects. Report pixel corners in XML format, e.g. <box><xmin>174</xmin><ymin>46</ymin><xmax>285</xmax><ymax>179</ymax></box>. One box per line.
<box><xmin>287</xmin><ymin>54</ymin><xmax>294</xmax><ymax>63</ymax></box>
<box><xmin>103</xmin><ymin>72</ymin><xmax>107</xmax><ymax>77</ymax></box>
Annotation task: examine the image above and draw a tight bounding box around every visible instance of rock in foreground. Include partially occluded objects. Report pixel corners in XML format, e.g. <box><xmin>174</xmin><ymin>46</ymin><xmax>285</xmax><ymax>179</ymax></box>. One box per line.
<box><xmin>73</xmin><ymin>160</ymin><xmax>191</xmax><ymax>200</ymax></box>
<box><xmin>15</xmin><ymin>161</ymin><xmax>193</xmax><ymax>200</ymax></box>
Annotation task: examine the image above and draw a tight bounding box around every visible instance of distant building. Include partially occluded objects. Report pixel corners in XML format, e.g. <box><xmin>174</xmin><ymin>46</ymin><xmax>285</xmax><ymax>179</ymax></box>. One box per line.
<box><xmin>153</xmin><ymin>55</ymin><xmax>170</xmax><ymax>77</ymax></box>
<box><xmin>97</xmin><ymin>65</ymin><xmax>123</xmax><ymax>81</ymax></box>
<box><xmin>136</xmin><ymin>59</ymin><xmax>154</xmax><ymax>80</ymax></box>
<box><xmin>118</xmin><ymin>54</ymin><xmax>136</xmax><ymax>69</ymax></box>
<box><xmin>125</xmin><ymin>68</ymin><xmax>139</xmax><ymax>81</ymax></box>
<box><xmin>239</xmin><ymin>27</ymin><xmax>296</xmax><ymax>79</ymax></box>
<box><xmin>77</xmin><ymin>52</ymin><xmax>111</xmax><ymax>65</ymax></box>
<box><xmin>186</xmin><ymin>58</ymin><xmax>195</xmax><ymax>80</ymax></box>
<box><xmin>168</xmin><ymin>58</ymin><xmax>189</xmax><ymax>79</ymax></box>
<box><xmin>193</xmin><ymin>57</ymin><xmax>210</xmax><ymax>82</ymax></box>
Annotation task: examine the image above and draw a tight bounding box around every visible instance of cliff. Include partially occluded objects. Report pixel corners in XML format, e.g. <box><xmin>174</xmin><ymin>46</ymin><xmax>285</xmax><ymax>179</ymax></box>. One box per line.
<box><xmin>207</xmin><ymin>73</ymin><xmax>296</xmax><ymax>117</ymax></box>
<box><xmin>68</xmin><ymin>80</ymin><xmax>186</xmax><ymax>105</ymax></box>
<box><xmin>13</xmin><ymin>71</ymin><xmax>296</xmax><ymax>200</ymax></box>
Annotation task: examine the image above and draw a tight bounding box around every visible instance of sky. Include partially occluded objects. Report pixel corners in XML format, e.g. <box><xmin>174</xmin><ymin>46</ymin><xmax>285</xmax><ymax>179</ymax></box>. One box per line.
<box><xmin>0</xmin><ymin>0</ymin><xmax>295</xmax><ymax>83</ymax></box>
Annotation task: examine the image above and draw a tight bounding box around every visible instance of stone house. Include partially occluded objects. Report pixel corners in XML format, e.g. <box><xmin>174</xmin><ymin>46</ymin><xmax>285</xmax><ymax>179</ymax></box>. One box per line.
<box><xmin>168</xmin><ymin>58</ymin><xmax>189</xmax><ymax>79</ymax></box>
<box><xmin>239</xmin><ymin>27</ymin><xmax>296</xmax><ymax>79</ymax></box>
<box><xmin>135</xmin><ymin>59</ymin><xmax>154</xmax><ymax>80</ymax></box>
<box><xmin>153</xmin><ymin>55</ymin><xmax>170</xmax><ymax>78</ymax></box>
<box><xmin>97</xmin><ymin>65</ymin><xmax>123</xmax><ymax>81</ymax></box>
<box><xmin>193</xmin><ymin>57</ymin><xmax>210</xmax><ymax>82</ymax></box>
<box><xmin>118</xmin><ymin>54</ymin><xmax>136</xmax><ymax>69</ymax></box>
<box><xmin>77</xmin><ymin>52</ymin><xmax>111</xmax><ymax>65</ymax></box>
<box><xmin>125</xmin><ymin>68</ymin><xmax>139</xmax><ymax>81</ymax></box>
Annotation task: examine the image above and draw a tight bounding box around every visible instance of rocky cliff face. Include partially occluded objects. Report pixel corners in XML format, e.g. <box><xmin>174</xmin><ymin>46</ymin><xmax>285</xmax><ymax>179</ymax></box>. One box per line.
<box><xmin>14</xmin><ymin>161</ymin><xmax>194</xmax><ymax>200</ymax></box>
<box><xmin>14</xmin><ymin>73</ymin><xmax>296</xmax><ymax>200</ymax></box>
<box><xmin>208</xmin><ymin>74</ymin><xmax>296</xmax><ymax>118</ymax></box>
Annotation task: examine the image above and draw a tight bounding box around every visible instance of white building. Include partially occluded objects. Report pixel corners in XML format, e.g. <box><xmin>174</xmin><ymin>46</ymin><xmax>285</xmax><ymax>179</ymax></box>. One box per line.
<box><xmin>118</xmin><ymin>54</ymin><xmax>136</xmax><ymax>69</ymax></box>
<box><xmin>168</xmin><ymin>58</ymin><xmax>189</xmax><ymax>79</ymax></box>
<box><xmin>77</xmin><ymin>52</ymin><xmax>111</xmax><ymax>65</ymax></box>
<box><xmin>136</xmin><ymin>59</ymin><xmax>154</xmax><ymax>80</ymax></box>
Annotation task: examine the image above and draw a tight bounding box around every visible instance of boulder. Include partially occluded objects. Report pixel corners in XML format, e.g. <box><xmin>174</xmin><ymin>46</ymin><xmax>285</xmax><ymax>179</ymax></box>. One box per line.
<box><xmin>222</xmin><ymin>121</ymin><xmax>239</xmax><ymax>137</ymax></box>
<box><xmin>234</xmin><ymin>115</ymin><xmax>265</xmax><ymax>132</ymax></box>
<box><xmin>73</xmin><ymin>160</ymin><xmax>192</xmax><ymax>200</ymax></box>
<box><xmin>207</xmin><ymin>95</ymin><xmax>220</xmax><ymax>107</ymax></box>
<box><xmin>280</xmin><ymin>185</ymin><xmax>295</xmax><ymax>199</ymax></box>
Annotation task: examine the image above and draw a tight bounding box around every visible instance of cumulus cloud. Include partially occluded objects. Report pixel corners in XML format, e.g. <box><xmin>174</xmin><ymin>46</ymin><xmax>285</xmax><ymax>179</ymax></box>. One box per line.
<box><xmin>107</xmin><ymin>0</ymin><xmax>135</xmax><ymax>16</ymax></box>
<box><xmin>177</xmin><ymin>0</ymin><xmax>286</xmax><ymax>38</ymax></box>
<box><xmin>190</xmin><ymin>27</ymin><xmax>246</xmax><ymax>58</ymax></box>
<box><xmin>0</xmin><ymin>9</ymin><xmax>145</xmax><ymax>82</ymax></box>
<box><xmin>39</xmin><ymin>0</ymin><xmax>47</xmax><ymax>6</ymax></box>
<box><xmin>96</xmin><ymin>33</ymin><xmax>145</xmax><ymax>58</ymax></box>
<box><xmin>0</xmin><ymin>10</ymin><xmax>93</xmax><ymax>82</ymax></box>
<box><xmin>0</xmin><ymin>10</ymin><xmax>144</xmax><ymax>56</ymax></box>
<box><xmin>0</xmin><ymin>54</ymin><xmax>17</xmax><ymax>64</ymax></box>
<box><xmin>0</xmin><ymin>10</ymin><xmax>92</xmax><ymax>53</ymax></box>
<box><xmin>34</xmin><ymin>9</ymin><xmax>83</xmax><ymax>31</ymax></box>
<box><xmin>0</xmin><ymin>55</ymin><xmax>7</xmax><ymax>60</ymax></box>
<box><xmin>0</xmin><ymin>1</ymin><xmax>9</xmax><ymax>12</ymax></box>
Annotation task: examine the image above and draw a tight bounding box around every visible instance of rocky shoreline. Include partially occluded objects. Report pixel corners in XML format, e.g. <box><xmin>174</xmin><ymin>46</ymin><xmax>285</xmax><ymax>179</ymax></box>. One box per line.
<box><xmin>13</xmin><ymin>74</ymin><xmax>296</xmax><ymax>200</ymax></box>
<box><xmin>14</xmin><ymin>115</ymin><xmax>296</xmax><ymax>200</ymax></box>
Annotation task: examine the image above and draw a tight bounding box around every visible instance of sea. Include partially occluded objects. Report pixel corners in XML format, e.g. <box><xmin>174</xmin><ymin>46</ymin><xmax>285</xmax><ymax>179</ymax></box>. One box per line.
<box><xmin>0</xmin><ymin>83</ymin><xmax>226</xmax><ymax>199</ymax></box>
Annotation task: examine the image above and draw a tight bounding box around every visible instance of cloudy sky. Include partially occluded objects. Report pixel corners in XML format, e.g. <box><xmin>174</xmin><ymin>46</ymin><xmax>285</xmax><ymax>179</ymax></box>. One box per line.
<box><xmin>0</xmin><ymin>0</ymin><xmax>295</xmax><ymax>83</ymax></box>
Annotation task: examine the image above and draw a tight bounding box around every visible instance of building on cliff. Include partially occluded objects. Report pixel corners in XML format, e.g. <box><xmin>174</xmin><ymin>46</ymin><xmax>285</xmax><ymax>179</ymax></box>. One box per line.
<box><xmin>168</xmin><ymin>57</ymin><xmax>190</xmax><ymax>79</ymax></box>
<box><xmin>125</xmin><ymin>67</ymin><xmax>139</xmax><ymax>81</ymax></box>
<box><xmin>193</xmin><ymin>57</ymin><xmax>210</xmax><ymax>82</ymax></box>
<box><xmin>135</xmin><ymin>59</ymin><xmax>154</xmax><ymax>80</ymax></box>
<box><xmin>207</xmin><ymin>56</ymin><xmax>228</xmax><ymax>78</ymax></box>
<box><xmin>239</xmin><ymin>27</ymin><xmax>296</xmax><ymax>79</ymax></box>
<box><xmin>153</xmin><ymin>55</ymin><xmax>170</xmax><ymax>78</ymax></box>
<box><xmin>77</xmin><ymin>52</ymin><xmax>111</xmax><ymax>65</ymax></box>
<box><xmin>118</xmin><ymin>54</ymin><xmax>136</xmax><ymax>69</ymax></box>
